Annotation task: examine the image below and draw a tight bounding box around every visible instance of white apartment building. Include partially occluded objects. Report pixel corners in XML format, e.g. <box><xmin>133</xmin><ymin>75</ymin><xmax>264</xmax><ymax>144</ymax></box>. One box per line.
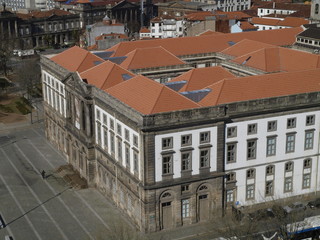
<box><xmin>225</xmin><ymin>111</ymin><xmax>320</xmax><ymax>207</ymax></box>
<box><xmin>150</xmin><ymin>16</ymin><xmax>184</xmax><ymax>38</ymax></box>
<box><xmin>216</xmin><ymin>0</ymin><xmax>251</xmax><ymax>12</ymax></box>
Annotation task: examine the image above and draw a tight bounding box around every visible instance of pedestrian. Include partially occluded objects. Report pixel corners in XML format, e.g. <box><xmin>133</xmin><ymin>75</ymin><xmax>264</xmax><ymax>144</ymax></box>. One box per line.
<box><xmin>41</xmin><ymin>170</ymin><xmax>46</xmax><ymax>179</ymax></box>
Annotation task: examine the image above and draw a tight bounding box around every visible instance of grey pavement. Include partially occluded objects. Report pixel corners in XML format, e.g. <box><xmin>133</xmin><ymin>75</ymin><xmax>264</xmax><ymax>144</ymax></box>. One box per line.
<box><xmin>0</xmin><ymin>119</ymin><xmax>222</xmax><ymax>240</ymax></box>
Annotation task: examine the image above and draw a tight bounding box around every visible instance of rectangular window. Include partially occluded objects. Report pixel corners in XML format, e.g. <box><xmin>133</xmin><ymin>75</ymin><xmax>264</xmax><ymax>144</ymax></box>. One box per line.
<box><xmin>96</xmin><ymin>123</ymin><xmax>101</xmax><ymax>145</ymax></box>
<box><xmin>181</xmin><ymin>152</ymin><xmax>191</xmax><ymax>171</ymax></box>
<box><xmin>266</xmin><ymin>136</ymin><xmax>276</xmax><ymax>156</ymax></box>
<box><xmin>287</xmin><ymin>118</ymin><xmax>296</xmax><ymax>129</ymax></box>
<box><xmin>96</xmin><ymin>109</ymin><xmax>101</xmax><ymax>121</ymax></box>
<box><xmin>125</xmin><ymin>145</ymin><xmax>130</xmax><ymax>167</ymax></box>
<box><xmin>284</xmin><ymin>177</ymin><xmax>292</xmax><ymax>192</ymax></box>
<box><xmin>200</xmin><ymin>149</ymin><xmax>210</xmax><ymax>168</ymax></box>
<box><xmin>226</xmin><ymin>190</ymin><xmax>234</xmax><ymax>203</ymax></box>
<box><xmin>133</xmin><ymin>151</ymin><xmax>139</xmax><ymax>173</ymax></box>
<box><xmin>303</xmin><ymin>173</ymin><xmax>311</xmax><ymax>188</ymax></box>
<box><xmin>305</xmin><ymin>131</ymin><xmax>314</xmax><ymax>150</ymax></box>
<box><xmin>182</xmin><ymin>199</ymin><xmax>190</xmax><ymax>218</ymax></box>
<box><xmin>227</xmin><ymin>127</ymin><xmax>237</xmax><ymax>138</ymax></box>
<box><xmin>162</xmin><ymin>155</ymin><xmax>173</xmax><ymax>175</ymax></box>
<box><xmin>117</xmin><ymin>123</ymin><xmax>122</xmax><ymax>136</ymax></box>
<box><xmin>226</xmin><ymin>172</ymin><xmax>235</xmax><ymax>182</ymax></box>
<box><xmin>286</xmin><ymin>134</ymin><xmax>295</xmax><ymax>153</ymax></box>
<box><xmin>304</xmin><ymin>159</ymin><xmax>311</xmax><ymax>168</ymax></box>
<box><xmin>247</xmin><ymin>123</ymin><xmax>257</xmax><ymax>135</ymax></box>
<box><xmin>265</xmin><ymin>181</ymin><xmax>274</xmax><ymax>196</ymax></box>
<box><xmin>266</xmin><ymin>165</ymin><xmax>274</xmax><ymax>175</ymax></box>
<box><xmin>306</xmin><ymin>115</ymin><xmax>315</xmax><ymax>126</ymax></box>
<box><xmin>103</xmin><ymin>128</ymin><xmax>108</xmax><ymax>149</ymax></box>
<box><xmin>162</xmin><ymin>137</ymin><xmax>173</xmax><ymax>149</ymax></box>
<box><xmin>246</xmin><ymin>184</ymin><xmax>254</xmax><ymax>200</ymax></box>
<box><xmin>247</xmin><ymin>169</ymin><xmax>255</xmax><ymax>179</ymax></box>
<box><xmin>227</xmin><ymin>143</ymin><xmax>237</xmax><ymax>163</ymax></box>
<box><xmin>117</xmin><ymin>140</ymin><xmax>122</xmax><ymax>160</ymax></box>
<box><xmin>103</xmin><ymin>114</ymin><xmax>107</xmax><ymax>125</ymax></box>
<box><xmin>125</xmin><ymin>129</ymin><xmax>130</xmax><ymax>142</ymax></box>
<box><xmin>181</xmin><ymin>185</ymin><xmax>190</xmax><ymax>192</ymax></box>
<box><xmin>247</xmin><ymin>139</ymin><xmax>257</xmax><ymax>160</ymax></box>
<box><xmin>110</xmin><ymin>133</ymin><xmax>115</xmax><ymax>154</ymax></box>
<box><xmin>181</xmin><ymin>134</ymin><xmax>192</xmax><ymax>146</ymax></box>
<box><xmin>110</xmin><ymin>119</ymin><xmax>114</xmax><ymax>130</ymax></box>
<box><xmin>133</xmin><ymin>134</ymin><xmax>138</xmax><ymax>147</ymax></box>
<box><xmin>285</xmin><ymin>162</ymin><xmax>293</xmax><ymax>172</ymax></box>
<box><xmin>200</xmin><ymin>131</ymin><xmax>210</xmax><ymax>144</ymax></box>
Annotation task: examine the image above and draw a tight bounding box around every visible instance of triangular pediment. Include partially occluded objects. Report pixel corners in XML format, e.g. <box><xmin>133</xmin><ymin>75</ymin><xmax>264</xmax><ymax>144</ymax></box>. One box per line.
<box><xmin>63</xmin><ymin>72</ymin><xmax>90</xmax><ymax>96</ymax></box>
<box><xmin>167</xmin><ymin>2</ymin><xmax>185</xmax><ymax>8</ymax></box>
<box><xmin>112</xmin><ymin>0</ymin><xmax>138</xmax><ymax>10</ymax></box>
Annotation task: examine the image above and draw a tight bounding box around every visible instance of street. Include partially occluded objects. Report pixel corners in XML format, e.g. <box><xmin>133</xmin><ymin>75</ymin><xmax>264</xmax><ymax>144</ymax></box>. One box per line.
<box><xmin>0</xmin><ymin>124</ymin><xmax>133</xmax><ymax>240</ymax></box>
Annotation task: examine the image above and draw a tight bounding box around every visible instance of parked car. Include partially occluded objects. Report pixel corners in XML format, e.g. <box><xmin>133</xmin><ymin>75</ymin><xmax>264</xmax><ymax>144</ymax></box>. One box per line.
<box><xmin>283</xmin><ymin>202</ymin><xmax>306</xmax><ymax>214</ymax></box>
<box><xmin>307</xmin><ymin>198</ymin><xmax>320</xmax><ymax>209</ymax></box>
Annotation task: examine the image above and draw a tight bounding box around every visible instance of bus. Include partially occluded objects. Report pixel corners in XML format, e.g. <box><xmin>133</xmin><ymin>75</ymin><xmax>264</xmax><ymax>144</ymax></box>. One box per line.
<box><xmin>287</xmin><ymin>215</ymin><xmax>320</xmax><ymax>240</ymax></box>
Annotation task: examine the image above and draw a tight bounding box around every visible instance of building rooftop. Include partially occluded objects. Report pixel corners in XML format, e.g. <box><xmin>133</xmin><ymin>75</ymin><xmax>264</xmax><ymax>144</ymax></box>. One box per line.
<box><xmin>80</xmin><ymin>60</ymin><xmax>135</xmax><ymax>90</ymax></box>
<box><xmin>199</xmin><ymin>68</ymin><xmax>320</xmax><ymax>106</ymax></box>
<box><xmin>50</xmin><ymin>46</ymin><xmax>105</xmax><ymax>73</ymax></box>
<box><xmin>168</xmin><ymin>66</ymin><xmax>235</xmax><ymax>92</ymax></box>
<box><xmin>107</xmin><ymin>27</ymin><xmax>303</xmax><ymax>57</ymax></box>
<box><xmin>120</xmin><ymin>46</ymin><xmax>185</xmax><ymax>70</ymax></box>
<box><xmin>106</xmin><ymin>75</ymin><xmax>201</xmax><ymax>114</ymax></box>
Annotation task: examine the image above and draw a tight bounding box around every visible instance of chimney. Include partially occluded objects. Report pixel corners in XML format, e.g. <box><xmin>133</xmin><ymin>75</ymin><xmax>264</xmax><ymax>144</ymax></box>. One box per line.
<box><xmin>112</xmin><ymin>19</ymin><xmax>116</xmax><ymax>24</ymax></box>
<box><xmin>273</xmin><ymin>1</ymin><xmax>275</xmax><ymax>9</ymax></box>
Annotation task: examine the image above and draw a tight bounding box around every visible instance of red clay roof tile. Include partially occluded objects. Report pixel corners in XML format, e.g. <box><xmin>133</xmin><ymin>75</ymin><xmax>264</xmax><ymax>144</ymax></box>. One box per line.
<box><xmin>106</xmin><ymin>75</ymin><xmax>201</xmax><ymax>114</ymax></box>
<box><xmin>51</xmin><ymin>46</ymin><xmax>104</xmax><ymax>73</ymax></box>
<box><xmin>168</xmin><ymin>66</ymin><xmax>235</xmax><ymax>92</ymax></box>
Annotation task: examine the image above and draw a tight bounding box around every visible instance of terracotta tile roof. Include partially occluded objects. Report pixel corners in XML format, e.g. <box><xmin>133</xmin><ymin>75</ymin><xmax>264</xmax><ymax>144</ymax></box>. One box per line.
<box><xmin>252</xmin><ymin>17</ymin><xmax>308</xmax><ymax>27</ymax></box>
<box><xmin>184</xmin><ymin>11</ymin><xmax>214</xmax><ymax>21</ymax></box>
<box><xmin>279</xmin><ymin>17</ymin><xmax>309</xmax><ymax>27</ymax></box>
<box><xmin>80</xmin><ymin>61</ymin><xmax>135</xmax><ymax>90</ymax></box>
<box><xmin>120</xmin><ymin>46</ymin><xmax>185</xmax><ymax>70</ymax></box>
<box><xmin>214</xmin><ymin>11</ymin><xmax>252</xmax><ymax>20</ymax></box>
<box><xmin>17</xmin><ymin>9</ymin><xmax>72</xmax><ymax>19</ymax></box>
<box><xmin>87</xmin><ymin>44</ymin><xmax>98</xmax><ymax>50</ymax></box>
<box><xmin>107</xmin><ymin>27</ymin><xmax>303</xmax><ymax>57</ymax></box>
<box><xmin>51</xmin><ymin>46</ymin><xmax>105</xmax><ymax>73</ymax></box>
<box><xmin>252</xmin><ymin>17</ymin><xmax>281</xmax><ymax>26</ymax></box>
<box><xmin>140</xmin><ymin>27</ymin><xmax>150</xmax><ymax>33</ymax></box>
<box><xmin>239</xmin><ymin>21</ymin><xmax>258</xmax><ymax>30</ymax></box>
<box><xmin>231</xmin><ymin>47</ymin><xmax>320</xmax><ymax>72</ymax></box>
<box><xmin>198</xmin><ymin>30</ymin><xmax>224</xmax><ymax>36</ymax></box>
<box><xmin>106</xmin><ymin>75</ymin><xmax>201</xmax><ymax>114</ymax></box>
<box><xmin>221</xmin><ymin>39</ymin><xmax>275</xmax><ymax>57</ymax></box>
<box><xmin>199</xmin><ymin>68</ymin><xmax>320</xmax><ymax>106</ymax></box>
<box><xmin>168</xmin><ymin>66</ymin><xmax>235</xmax><ymax>92</ymax></box>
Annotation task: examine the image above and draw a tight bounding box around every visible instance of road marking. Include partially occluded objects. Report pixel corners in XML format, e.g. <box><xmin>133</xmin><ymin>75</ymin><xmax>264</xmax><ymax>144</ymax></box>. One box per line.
<box><xmin>0</xmin><ymin>175</ymin><xmax>42</xmax><ymax>240</ymax></box>
<box><xmin>14</xmin><ymin>142</ymin><xmax>95</xmax><ymax>240</ymax></box>
<box><xmin>74</xmin><ymin>191</ymin><xmax>111</xmax><ymax>231</ymax></box>
<box><xmin>1</xmin><ymin>148</ymin><xmax>69</xmax><ymax>240</ymax></box>
<box><xmin>31</xmin><ymin>128</ymin><xmax>66</xmax><ymax>160</ymax></box>
<box><xmin>26</xmin><ymin>138</ymin><xmax>111</xmax><ymax>231</ymax></box>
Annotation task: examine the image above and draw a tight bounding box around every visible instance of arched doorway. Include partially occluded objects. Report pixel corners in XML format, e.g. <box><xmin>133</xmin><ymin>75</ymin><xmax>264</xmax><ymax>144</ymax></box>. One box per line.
<box><xmin>160</xmin><ymin>191</ymin><xmax>174</xmax><ymax>229</ymax></box>
<box><xmin>197</xmin><ymin>184</ymin><xmax>210</xmax><ymax>222</ymax></box>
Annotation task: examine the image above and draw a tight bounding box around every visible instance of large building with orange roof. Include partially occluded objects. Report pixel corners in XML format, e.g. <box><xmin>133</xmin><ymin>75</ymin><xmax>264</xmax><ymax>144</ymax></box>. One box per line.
<box><xmin>40</xmin><ymin>25</ymin><xmax>320</xmax><ymax>234</ymax></box>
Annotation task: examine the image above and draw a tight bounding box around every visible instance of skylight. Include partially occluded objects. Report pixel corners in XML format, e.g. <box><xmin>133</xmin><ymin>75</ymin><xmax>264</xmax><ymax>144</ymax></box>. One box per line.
<box><xmin>122</xmin><ymin>74</ymin><xmax>133</xmax><ymax>81</ymax></box>
<box><xmin>164</xmin><ymin>80</ymin><xmax>187</xmax><ymax>91</ymax></box>
<box><xmin>180</xmin><ymin>89</ymin><xmax>211</xmax><ymax>102</ymax></box>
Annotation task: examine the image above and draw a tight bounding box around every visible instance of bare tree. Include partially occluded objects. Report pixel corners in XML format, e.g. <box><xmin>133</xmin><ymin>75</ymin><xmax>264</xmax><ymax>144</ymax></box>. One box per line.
<box><xmin>0</xmin><ymin>39</ymin><xmax>13</xmax><ymax>76</ymax></box>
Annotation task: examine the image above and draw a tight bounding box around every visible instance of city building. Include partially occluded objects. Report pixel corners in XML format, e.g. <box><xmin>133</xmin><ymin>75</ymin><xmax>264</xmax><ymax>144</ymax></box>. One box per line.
<box><xmin>0</xmin><ymin>7</ymin><xmax>80</xmax><ymax>49</ymax></box>
<box><xmin>40</xmin><ymin>25</ymin><xmax>320</xmax><ymax>233</ymax></box>
<box><xmin>252</xmin><ymin>16</ymin><xmax>309</xmax><ymax>31</ymax></box>
<box><xmin>1</xmin><ymin>0</ymin><xmax>55</xmax><ymax>11</ymax></box>
<box><xmin>85</xmin><ymin>16</ymin><xmax>125</xmax><ymax>46</ymax></box>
